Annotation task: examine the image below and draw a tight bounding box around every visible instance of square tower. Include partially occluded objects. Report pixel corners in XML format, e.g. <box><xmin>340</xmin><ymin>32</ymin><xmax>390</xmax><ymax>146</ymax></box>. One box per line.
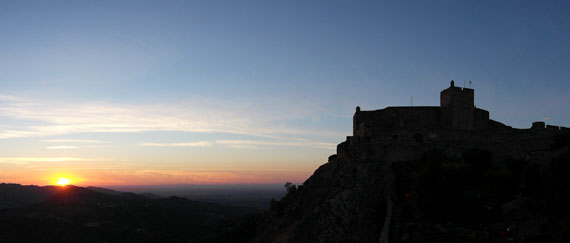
<box><xmin>440</xmin><ymin>80</ymin><xmax>475</xmax><ymax>130</ymax></box>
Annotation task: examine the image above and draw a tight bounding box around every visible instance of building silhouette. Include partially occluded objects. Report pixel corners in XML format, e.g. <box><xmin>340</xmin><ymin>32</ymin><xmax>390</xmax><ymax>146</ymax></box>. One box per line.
<box><xmin>337</xmin><ymin>81</ymin><xmax>569</xmax><ymax>162</ymax></box>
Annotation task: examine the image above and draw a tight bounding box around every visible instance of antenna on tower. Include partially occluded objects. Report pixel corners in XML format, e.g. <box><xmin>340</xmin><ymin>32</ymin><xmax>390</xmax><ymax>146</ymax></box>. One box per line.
<box><xmin>469</xmin><ymin>80</ymin><xmax>472</xmax><ymax>88</ymax></box>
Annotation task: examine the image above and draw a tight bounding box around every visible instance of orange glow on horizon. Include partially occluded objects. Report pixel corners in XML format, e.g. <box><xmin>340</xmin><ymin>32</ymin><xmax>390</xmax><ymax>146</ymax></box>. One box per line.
<box><xmin>3</xmin><ymin>168</ymin><xmax>311</xmax><ymax>187</ymax></box>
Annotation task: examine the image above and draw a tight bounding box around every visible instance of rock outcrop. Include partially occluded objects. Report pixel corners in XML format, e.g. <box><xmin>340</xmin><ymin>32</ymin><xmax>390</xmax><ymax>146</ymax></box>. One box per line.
<box><xmin>251</xmin><ymin>83</ymin><xmax>570</xmax><ymax>243</ymax></box>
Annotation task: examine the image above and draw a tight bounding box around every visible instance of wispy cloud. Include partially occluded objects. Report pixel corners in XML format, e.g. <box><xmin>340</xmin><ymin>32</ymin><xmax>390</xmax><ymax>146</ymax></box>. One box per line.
<box><xmin>41</xmin><ymin>139</ymin><xmax>105</xmax><ymax>144</ymax></box>
<box><xmin>139</xmin><ymin>141</ymin><xmax>212</xmax><ymax>147</ymax></box>
<box><xmin>0</xmin><ymin>95</ymin><xmax>345</xmax><ymax>142</ymax></box>
<box><xmin>216</xmin><ymin>139</ymin><xmax>336</xmax><ymax>150</ymax></box>
<box><xmin>0</xmin><ymin>157</ymin><xmax>86</xmax><ymax>165</ymax></box>
<box><xmin>46</xmin><ymin>145</ymin><xmax>79</xmax><ymax>150</ymax></box>
<box><xmin>136</xmin><ymin>139</ymin><xmax>335</xmax><ymax>150</ymax></box>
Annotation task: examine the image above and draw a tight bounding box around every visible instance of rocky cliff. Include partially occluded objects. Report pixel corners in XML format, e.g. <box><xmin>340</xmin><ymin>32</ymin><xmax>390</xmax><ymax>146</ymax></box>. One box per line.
<box><xmin>251</xmin><ymin>127</ymin><xmax>570</xmax><ymax>243</ymax></box>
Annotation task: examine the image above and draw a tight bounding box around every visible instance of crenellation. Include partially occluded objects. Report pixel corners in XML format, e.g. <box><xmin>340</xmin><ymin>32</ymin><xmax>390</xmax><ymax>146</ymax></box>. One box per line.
<box><xmin>332</xmin><ymin>81</ymin><xmax>570</xmax><ymax>162</ymax></box>
<box><xmin>547</xmin><ymin>125</ymin><xmax>559</xmax><ymax>132</ymax></box>
<box><xmin>532</xmin><ymin>122</ymin><xmax>546</xmax><ymax>129</ymax></box>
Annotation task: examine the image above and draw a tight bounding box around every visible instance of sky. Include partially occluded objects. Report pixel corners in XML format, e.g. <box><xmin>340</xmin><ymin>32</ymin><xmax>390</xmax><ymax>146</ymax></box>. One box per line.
<box><xmin>1</xmin><ymin>0</ymin><xmax>569</xmax><ymax>186</ymax></box>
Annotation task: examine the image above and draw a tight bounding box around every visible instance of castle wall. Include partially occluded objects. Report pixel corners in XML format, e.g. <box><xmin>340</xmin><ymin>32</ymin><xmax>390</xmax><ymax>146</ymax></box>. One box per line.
<box><xmin>474</xmin><ymin>108</ymin><xmax>489</xmax><ymax>129</ymax></box>
<box><xmin>530</xmin><ymin>122</ymin><xmax>569</xmax><ymax>134</ymax></box>
<box><xmin>547</xmin><ymin>125</ymin><xmax>559</xmax><ymax>132</ymax></box>
<box><xmin>339</xmin><ymin>82</ymin><xmax>568</xmax><ymax>163</ymax></box>
<box><xmin>353</xmin><ymin>107</ymin><xmax>441</xmax><ymax>137</ymax></box>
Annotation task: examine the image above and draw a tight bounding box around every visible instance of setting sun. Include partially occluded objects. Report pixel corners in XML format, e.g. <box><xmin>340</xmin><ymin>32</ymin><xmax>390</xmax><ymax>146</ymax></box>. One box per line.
<box><xmin>56</xmin><ymin>177</ymin><xmax>72</xmax><ymax>186</ymax></box>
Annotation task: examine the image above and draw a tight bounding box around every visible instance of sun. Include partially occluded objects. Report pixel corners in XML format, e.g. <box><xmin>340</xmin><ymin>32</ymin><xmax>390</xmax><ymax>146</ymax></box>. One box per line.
<box><xmin>56</xmin><ymin>177</ymin><xmax>72</xmax><ymax>186</ymax></box>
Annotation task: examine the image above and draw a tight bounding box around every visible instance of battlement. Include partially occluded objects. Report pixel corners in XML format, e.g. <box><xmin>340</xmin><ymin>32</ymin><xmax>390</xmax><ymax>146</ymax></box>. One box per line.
<box><xmin>531</xmin><ymin>121</ymin><xmax>570</xmax><ymax>133</ymax></box>
<box><xmin>351</xmin><ymin>81</ymin><xmax>568</xmax><ymax>142</ymax></box>
<box><xmin>353</xmin><ymin>81</ymin><xmax>487</xmax><ymax>136</ymax></box>
<box><xmin>338</xmin><ymin>81</ymin><xmax>569</xmax><ymax>163</ymax></box>
<box><xmin>440</xmin><ymin>81</ymin><xmax>474</xmax><ymax>107</ymax></box>
<box><xmin>353</xmin><ymin>106</ymin><xmax>440</xmax><ymax>136</ymax></box>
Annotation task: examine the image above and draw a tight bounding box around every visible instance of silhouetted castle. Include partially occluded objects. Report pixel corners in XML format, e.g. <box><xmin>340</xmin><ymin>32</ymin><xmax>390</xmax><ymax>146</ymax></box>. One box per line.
<box><xmin>336</xmin><ymin>81</ymin><xmax>569</xmax><ymax>161</ymax></box>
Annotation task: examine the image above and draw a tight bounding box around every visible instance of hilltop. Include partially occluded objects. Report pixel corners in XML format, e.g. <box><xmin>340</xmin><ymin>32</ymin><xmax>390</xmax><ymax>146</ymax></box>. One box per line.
<box><xmin>251</xmin><ymin>82</ymin><xmax>570</xmax><ymax>243</ymax></box>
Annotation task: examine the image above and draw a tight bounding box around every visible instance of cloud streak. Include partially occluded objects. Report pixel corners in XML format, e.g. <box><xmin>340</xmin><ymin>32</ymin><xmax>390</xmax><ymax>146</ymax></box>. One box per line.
<box><xmin>46</xmin><ymin>145</ymin><xmax>78</xmax><ymax>150</ymax></box>
<box><xmin>136</xmin><ymin>139</ymin><xmax>335</xmax><ymax>149</ymax></box>
<box><xmin>0</xmin><ymin>157</ymin><xmax>87</xmax><ymax>165</ymax></box>
<box><xmin>41</xmin><ymin>139</ymin><xmax>105</xmax><ymax>144</ymax></box>
<box><xmin>0</xmin><ymin>95</ymin><xmax>345</xmax><ymax>145</ymax></box>
<box><xmin>216</xmin><ymin>139</ymin><xmax>336</xmax><ymax>150</ymax></box>
<box><xmin>139</xmin><ymin>141</ymin><xmax>212</xmax><ymax>147</ymax></box>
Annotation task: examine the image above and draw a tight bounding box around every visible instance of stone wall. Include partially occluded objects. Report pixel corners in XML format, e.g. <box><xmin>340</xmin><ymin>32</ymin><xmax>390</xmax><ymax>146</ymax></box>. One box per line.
<box><xmin>353</xmin><ymin>107</ymin><xmax>441</xmax><ymax>137</ymax></box>
<box><xmin>530</xmin><ymin>122</ymin><xmax>570</xmax><ymax>134</ymax></box>
<box><xmin>474</xmin><ymin>108</ymin><xmax>489</xmax><ymax>129</ymax></box>
<box><xmin>347</xmin><ymin>83</ymin><xmax>566</xmax><ymax>158</ymax></box>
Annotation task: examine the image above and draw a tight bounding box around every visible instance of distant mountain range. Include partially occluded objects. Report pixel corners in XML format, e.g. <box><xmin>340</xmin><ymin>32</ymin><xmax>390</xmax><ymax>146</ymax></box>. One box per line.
<box><xmin>0</xmin><ymin>184</ymin><xmax>161</xmax><ymax>209</ymax></box>
<box><xmin>0</xmin><ymin>183</ymin><xmax>259</xmax><ymax>242</ymax></box>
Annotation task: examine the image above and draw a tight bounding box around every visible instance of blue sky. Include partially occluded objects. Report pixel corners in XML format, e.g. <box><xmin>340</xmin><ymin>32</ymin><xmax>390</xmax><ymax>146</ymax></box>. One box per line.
<box><xmin>0</xmin><ymin>1</ymin><xmax>569</xmax><ymax>185</ymax></box>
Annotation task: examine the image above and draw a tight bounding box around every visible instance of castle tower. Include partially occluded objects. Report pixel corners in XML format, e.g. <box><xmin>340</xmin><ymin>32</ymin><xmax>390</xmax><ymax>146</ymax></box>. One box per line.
<box><xmin>440</xmin><ymin>80</ymin><xmax>475</xmax><ymax>130</ymax></box>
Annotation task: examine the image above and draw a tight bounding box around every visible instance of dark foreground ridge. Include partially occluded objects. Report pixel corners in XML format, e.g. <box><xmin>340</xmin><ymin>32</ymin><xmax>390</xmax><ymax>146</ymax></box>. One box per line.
<box><xmin>0</xmin><ymin>183</ymin><xmax>260</xmax><ymax>243</ymax></box>
<box><xmin>251</xmin><ymin>82</ymin><xmax>570</xmax><ymax>243</ymax></box>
